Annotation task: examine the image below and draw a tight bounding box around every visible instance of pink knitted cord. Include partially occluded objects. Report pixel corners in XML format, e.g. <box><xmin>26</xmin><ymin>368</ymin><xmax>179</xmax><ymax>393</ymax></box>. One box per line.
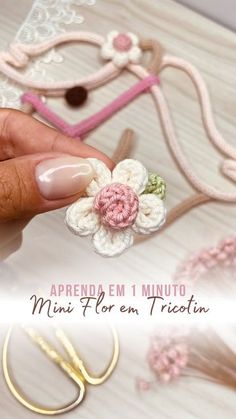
<box><xmin>93</xmin><ymin>183</ymin><xmax>139</xmax><ymax>230</ymax></box>
<box><xmin>21</xmin><ymin>92</ymin><xmax>72</xmax><ymax>134</ymax></box>
<box><xmin>21</xmin><ymin>75</ymin><xmax>159</xmax><ymax>138</ymax></box>
<box><xmin>0</xmin><ymin>32</ymin><xmax>122</xmax><ymax>92</ymax></box>
<box><xmin>161</xmin><ymin>55</ymin><xmax>236</xmax><ymax>161</ymax></box>
<box><xmin>129</xmin><ymin>63</ymin><xmax>236</xmax><ymax>202</ymax></box>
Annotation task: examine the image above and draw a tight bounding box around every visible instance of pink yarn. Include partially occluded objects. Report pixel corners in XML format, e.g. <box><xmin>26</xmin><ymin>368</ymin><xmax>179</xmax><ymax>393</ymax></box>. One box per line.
<box><xmin>2</xmin><ymin>30</ymin><xmax>235</xmax><ymax>205</ymax></box>
<box><xmin>0</xmin><ymin>32</ymin><xmax>121</xmax><ymax>92</ymax></box>
<box><xmin>131</xmin><ymin>64</ymin><xmax>236</xmax><ymax>202</ymax></box>
<box><xmin>93</xmin><ymin>183</ymin><xmax>139</xmax><ymax>230</ymax></box>
<box><xmin>21</xmin><ymin>75</ymin><xmax>159</xmax><ymax>139</ymax></box>
<box><xmin>113</xmin><ymin>34</ymin><xmax>132</xmax><ymax>51</ymax></box>
<box><xmin>2</xmin><ymin>31</ymin><xmax>236</xmax><ymax>203</ymax></box>
<box><xmin>147</xmin><ymin>328</ymin><xmax>189</xmax><ymax>383</ymax></box>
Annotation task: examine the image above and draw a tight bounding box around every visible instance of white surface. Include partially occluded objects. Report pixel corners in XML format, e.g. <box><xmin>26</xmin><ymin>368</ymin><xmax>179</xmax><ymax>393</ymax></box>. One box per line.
<box><xmin>177</xmin><ymin>0</ymin><xmax>236</xmax><ymax>30</ymax></box>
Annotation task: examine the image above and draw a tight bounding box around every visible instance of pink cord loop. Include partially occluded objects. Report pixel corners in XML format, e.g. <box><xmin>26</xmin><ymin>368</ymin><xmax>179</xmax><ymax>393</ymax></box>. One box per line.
<box><xmin>6</xmin><ymin>44</ymin><xmax>29</xmax><ymax>68</ymax></box>
<box><xmin>93</xmin><ymin>183</ymin><xmax>139</xmax><ymax>230</ymax></box>
<box><xmin>221</xmin><ymin>159</ymin><xmax>236</xmax><ymax>182</ymax></box>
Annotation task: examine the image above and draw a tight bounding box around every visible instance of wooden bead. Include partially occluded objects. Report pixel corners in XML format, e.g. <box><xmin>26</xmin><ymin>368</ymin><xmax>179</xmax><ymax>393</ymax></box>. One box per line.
<box><xmin>65</xmin><ymin>86</ymin><xmax>88</xmax><ymax>107</ymax></box>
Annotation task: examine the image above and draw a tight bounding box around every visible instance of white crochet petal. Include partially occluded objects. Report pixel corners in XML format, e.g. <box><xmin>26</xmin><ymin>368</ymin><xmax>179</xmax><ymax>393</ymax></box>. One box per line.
<box><xmin>107</xmin><ymin>30</ymin><xmax>119</xmax><ymax>42</ymax></box>
<box><xmin>86</xmin><ymin>158</ymin><xmax>112</xmax><ymax>197</ymax></box>
<box><xmin>113</xmin><ymin>52</ymin><xmax>129</xmax><ymax>68</ymax></box>
<box><xmin>133</xmin><ymin>194</ymin><xmax>166</xmax><ymax>234</ymax></box>
<box><xmin>65</xmin><ymin>197</ymin><xmax>100</xmax><ymax>236</ymax></box>
<box><xmin>101</xmin><ymin>43</ymin><xmax>115</xmax><ymax>60</ymax></box>
<box><xmin>129</xmin><ymin>46</ymin><xmax>142</xmax><ymax>63</ymax></box>
<box><xmin>127</xmin><ymin>32</ymin><xmax>139</xmax><ymax>46</ymax></box>
<box><xmin>112</xmin><ymin>159</ymin><xmax>148</xmax><ymax>194</ymax></box>
<box><xmin>92</xmin><ymin>226</ymin><xmax>133</xmax><ymax>257</ymax></box>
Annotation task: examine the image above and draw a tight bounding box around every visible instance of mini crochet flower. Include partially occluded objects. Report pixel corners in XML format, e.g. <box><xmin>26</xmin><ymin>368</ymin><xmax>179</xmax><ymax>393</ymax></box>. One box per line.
<box><xmin>66</xmin><ymin>158</ymin><xmax>166</xmax><ymax>257</ymax></box>
<box><xmin>101</xmin><ymin>31</ymin><xmax>142</xmax><ymax>68</ymax></box>
<box><xmin>148</xmin><ymin>328</ymin><xmax>189</xmax><ymax>383</ymax></box>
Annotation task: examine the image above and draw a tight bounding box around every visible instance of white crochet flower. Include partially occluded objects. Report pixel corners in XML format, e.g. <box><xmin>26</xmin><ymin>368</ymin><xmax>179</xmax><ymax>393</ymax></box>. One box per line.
<box><xmin>65</xmin><ymin>159</ymin><xmax>166</xmax><ymax>257</ymax></box>
<box><xmin>101</xmin><ymin>31</ymin><xmax>142</xmax><ymax>68</ymax></box>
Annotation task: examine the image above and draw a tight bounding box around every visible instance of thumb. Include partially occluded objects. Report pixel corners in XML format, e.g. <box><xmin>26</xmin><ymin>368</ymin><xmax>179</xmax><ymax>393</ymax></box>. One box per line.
<box><xmin>0</xmin><ymin>153</ymin><xmax>94</xmax><ymax>222</ymax></box>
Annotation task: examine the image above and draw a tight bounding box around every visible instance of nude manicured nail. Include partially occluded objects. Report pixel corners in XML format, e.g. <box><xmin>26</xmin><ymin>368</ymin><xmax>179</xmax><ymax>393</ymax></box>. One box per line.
<box><xmin>35</xmin><ymin>157</ymin><xmax>94</xmax><ymax>200</ymax></box>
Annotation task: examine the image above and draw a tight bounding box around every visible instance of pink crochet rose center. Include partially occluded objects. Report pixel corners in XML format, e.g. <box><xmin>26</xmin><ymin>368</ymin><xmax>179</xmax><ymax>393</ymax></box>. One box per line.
<box><xmin>113</xmin><ymin>34</ymin><xmax>132</xmax><ymax>52</ymax></box>
<box><xmin>93</xmin><ymin>183</ymin><xmax>139</xmax><ymax>230</ymax></box>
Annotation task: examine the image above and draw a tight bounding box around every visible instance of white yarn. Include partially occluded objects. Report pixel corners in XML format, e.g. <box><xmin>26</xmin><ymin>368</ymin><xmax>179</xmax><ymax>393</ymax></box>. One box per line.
<box><xmin>65</xmin><ymin>197</ymin><xmax>99</xmax><ymax>236</ymax></box>
<box><xmin>101</xmin><ymin>31</ymin><xmax>142</xmax><ymax>68</ymax></box>
<box><xmin>65</xmin><ymin>158</ymin><xmax>167</xmax><ymax>257</ymax></box>
<box><xmin>127</xmin><ymin>32</ymin><xmax>139</xmax><ymax>46</ymax></box>
<box><xmin>92</xmin><ymin>226</ymin><xmax>133</xmax><ymax>257</ymax></box>
<box><xmin>133</xmin><ymin>194</ymin><xmax>166</xmax><ymax>235</ymax></box>
<box><xmin>86</xmin><ymin>158</ymin><xmax>111</xmax><ymax>196</ymax></box>
<box><xmin>106</xmin><ymin>30</ymin><xmax>119</xmax><ymax>43</ymax></box>
<box><xmin>112</xmin><ymin>159</ymin><xmax>148</xmax><ymax>194</ymax></box>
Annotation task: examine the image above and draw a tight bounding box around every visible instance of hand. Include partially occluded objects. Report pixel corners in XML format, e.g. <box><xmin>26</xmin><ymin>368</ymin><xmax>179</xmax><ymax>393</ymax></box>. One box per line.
<box><xmin>0</xmin><ymin>109</ymin><xmax>113</xmax><ymax>257</ymax></box>
<box><xmin>0</xmin><ymin>109</ymin><xmax>113</xmax><ymax>221</ymax></box>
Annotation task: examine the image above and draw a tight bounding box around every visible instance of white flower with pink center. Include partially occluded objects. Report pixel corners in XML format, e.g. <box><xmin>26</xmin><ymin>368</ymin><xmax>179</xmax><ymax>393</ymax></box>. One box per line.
<box><xmin>65</xmin><ymin>159</ymin><xmax>166</xmax><ymax>257</ymax></box>
<box><xmin>101</xmin><ymin>31</ymin><xmax>142</xmax><ymax>68</ymax></box>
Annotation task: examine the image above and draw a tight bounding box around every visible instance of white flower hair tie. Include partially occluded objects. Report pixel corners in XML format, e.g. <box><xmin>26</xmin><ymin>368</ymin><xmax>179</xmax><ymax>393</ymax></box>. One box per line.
<box><xmin>65</xmin><ymin>158</ymin><xmax>166</xmax><ymax>257</ymax></box>
<box><xmin>101</xmin><ymin>31</ymin><xmax>142</xmax><ymax>68</ymax></box>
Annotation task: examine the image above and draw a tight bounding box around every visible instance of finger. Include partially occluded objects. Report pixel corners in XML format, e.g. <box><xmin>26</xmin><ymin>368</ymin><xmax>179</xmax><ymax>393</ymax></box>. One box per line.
<box><xmin>0</xmin><ymin>109</ymin><xmax>113</xmax><ymax>169</ymax></box>
<box><xmin>0</xmin><ymin>234</ymin><xmax>22</xmax><ymax>260</ymax></box>
<box><xmin>0</xmin><ymin>153</ymin><xmax>96</xmax><ymax>222</ymax></box>
<box><xmin>0</xmin><ymin>220</ymin><xmax>25</xmax><ymax>260</ymax></box>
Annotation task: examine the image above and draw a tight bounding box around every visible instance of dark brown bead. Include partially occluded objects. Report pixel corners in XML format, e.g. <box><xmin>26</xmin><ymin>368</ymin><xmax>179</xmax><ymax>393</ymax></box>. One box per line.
<box><xmin>65</xmin><ymin>86</ymin><xmax>88</xmax><ymax>107</ymax></box>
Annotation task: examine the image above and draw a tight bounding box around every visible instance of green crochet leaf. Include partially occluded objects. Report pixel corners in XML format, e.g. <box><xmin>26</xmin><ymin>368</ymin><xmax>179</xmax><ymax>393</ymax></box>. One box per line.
<box><xmin>142</xmin><ymin>173</ymin><xmax>166</xmax><ymax>200</ymax></box>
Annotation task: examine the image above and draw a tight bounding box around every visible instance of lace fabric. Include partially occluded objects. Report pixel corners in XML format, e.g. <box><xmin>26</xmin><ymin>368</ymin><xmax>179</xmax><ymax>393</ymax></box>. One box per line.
<box><xmin>0</xmin><ymin>0</ymin><xmax>97</xmax><ymax>108</ymax></box>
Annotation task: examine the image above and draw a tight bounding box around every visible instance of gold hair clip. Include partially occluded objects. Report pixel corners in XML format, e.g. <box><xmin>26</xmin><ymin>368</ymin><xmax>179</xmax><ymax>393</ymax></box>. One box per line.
<box><xmin>3</xmin><ymin>325</ymin><xmax>119</xmax><ymax>415</ymax></box>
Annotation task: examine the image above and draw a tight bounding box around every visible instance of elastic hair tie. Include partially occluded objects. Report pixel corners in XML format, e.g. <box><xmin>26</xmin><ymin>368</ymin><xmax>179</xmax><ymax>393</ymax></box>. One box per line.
<box><xmin>139</xmin><ymin>38</ymin><xmax>164</xmax><ymax>74</ymax></box>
